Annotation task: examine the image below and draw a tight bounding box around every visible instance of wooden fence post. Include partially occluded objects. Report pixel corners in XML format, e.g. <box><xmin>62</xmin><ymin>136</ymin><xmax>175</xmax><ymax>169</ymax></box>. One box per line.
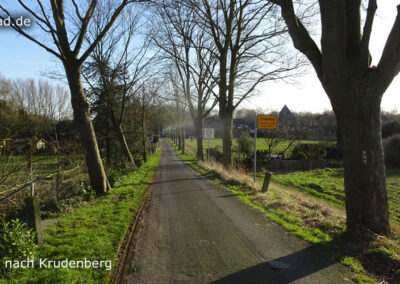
<box><xmin>25</xmin><ymin>185</ymin><xmax>43</xmax><ymax>245</ymax></box>
<box><xmin>261</xmin><ymin>172</ymin><xmax>272</xmax><ymax>193</ymax></box>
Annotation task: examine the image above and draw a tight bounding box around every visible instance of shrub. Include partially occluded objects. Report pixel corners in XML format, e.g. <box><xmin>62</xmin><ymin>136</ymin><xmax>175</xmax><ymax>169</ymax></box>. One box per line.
<box><xmin>134</xmin><ymin>157</ymin><xmax>144</xmax><ymax>168</ymax></box>
<box><xmin>236</xmin><ymin>133</ymin><xmax>253</xmax><ymax>159</ymax></box>
<box><xmin>107</xmin><ymin>161</ymin><xmax>132</xmax><ymax>187</ymax></box>
<box><xmin>107</xmin><ymin>170</ymin><xmax>125</xmax><ymax>187</ymax></box>
<box><xmin>293</xmin><ymin>151</ymin><xmax>308</xmax><ymax>160</ymax></box>
<box><xmin>78</xmin><ymin>183</ymin><xmax>95</xmax><ymax>201</ymax></box>
<box><xmin>382</xmin><ymin>120</ymin><xmax>400</xmax><ymax>138</ymax></box>
<box><xmin>0</xmin><ymin>217</ymin><xmax>38</xmax><ymax>278</ymax></box>
<box><xmin>384</xmin><ymin>134</ymin><xmax>400</xmax><ymax>168</ymax></box>
<box><xmin>209</xmin><ymin>146</ymin><xmax>223</xmax><ymax>161</ymax></box>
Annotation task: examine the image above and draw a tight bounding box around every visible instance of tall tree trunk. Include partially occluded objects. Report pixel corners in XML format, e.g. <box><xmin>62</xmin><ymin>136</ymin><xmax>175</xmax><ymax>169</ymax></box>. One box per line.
<box><xmin>110</xmin><ymin>112</ymin><xmax>136</xmax><ymax>170</ymax></box>
<box><xmin>336</xmin><ymin>124</ymin><xmax>344</xmax><ymax>159</ymax></box>
<box><xmin>271</xmin><ymin>0</ymin><xmax>397</xmax><ymax>235</ymax></box>
<box><xmin>142</xmin><ymin>132</ymin><xmax>147</xmax><ymax>163</ymax></box>
<box><xmin>105</xmin><ymin>120</ymin><xmax>111</xmax><ymax>167</ymax></box>
<box><xmin>335</xmin><ymin>94</ymin><xmax>390</xmax><ymax>234</ymax></box>
<box><xmin>181</xmin><ymin>127</ymin><xmax>185</xmax><ymax>154</ymax></box>
<box><xmin>221</xmin><ymin>113</ymin><xmax>233</xmax><ymax>168</ymax></box>
<box><xmin>115</xmin><ymin>124</ymin><xmax>136</xmax><ymax>169</ymax></box>
<box><xmin>141</xmin><ymin>102</ymin><xmax>147</xmax><ymax>163</ymax></box>
<box><xmin>65</xmin><ymin>64</ymin><xmax>110</xmax><ymax>194</ymax></box>
<box><xmin>195</xmin><ymin>118</ymin><xmax>204</xmax><ymax>160</ymax></box>
<box><xmin>178</xmin><ymin>127</ymin><xmax>182</xmax><ymax>150</ymax></box>
<box><xmin>218</xmin><ymin>53</ymin><xmax>233</xmax><ymax>168</ymax></box>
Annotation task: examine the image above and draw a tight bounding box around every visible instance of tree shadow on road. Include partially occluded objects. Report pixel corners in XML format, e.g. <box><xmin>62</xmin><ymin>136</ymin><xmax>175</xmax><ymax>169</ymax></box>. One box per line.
<box><xmin>210</xmin><ymin>245</ymin><xmax>351</xmax><ymax>284</ymax></box>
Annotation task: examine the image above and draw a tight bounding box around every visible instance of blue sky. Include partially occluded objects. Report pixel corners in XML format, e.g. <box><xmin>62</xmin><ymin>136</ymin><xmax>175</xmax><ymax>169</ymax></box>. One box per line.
<box><xmin>0</xmin><ymin>1</ymin><xmax>399</xmax><ymax>113</ymax></box>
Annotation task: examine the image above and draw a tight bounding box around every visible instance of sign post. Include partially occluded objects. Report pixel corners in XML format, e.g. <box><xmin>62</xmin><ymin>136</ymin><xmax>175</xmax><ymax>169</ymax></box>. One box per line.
<box><xmin>208</xmin><ymin>139</ymin><xmax>210</xmax><ymax>161</ymax></box>
<box><xmin>254</xmin><ymin>115</ymin><xmax>278</xmax><ymax>182</ymax></box>
<box><xmin>203</xmin><ymin>128</ymin><xmax>215</xmax><ymax>162</ymax></box>
<box><xmin>254</xmin><ymin>114</ymin><xmax>257</xmax><ymax>182</ymax></box>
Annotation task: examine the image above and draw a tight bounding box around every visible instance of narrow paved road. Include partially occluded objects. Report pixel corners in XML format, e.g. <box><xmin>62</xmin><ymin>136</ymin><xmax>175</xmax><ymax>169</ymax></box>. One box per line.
<box><xmin>128</xmin><ymin>140</ymin><xmax>353</xmax><ymax>283</ymax></box>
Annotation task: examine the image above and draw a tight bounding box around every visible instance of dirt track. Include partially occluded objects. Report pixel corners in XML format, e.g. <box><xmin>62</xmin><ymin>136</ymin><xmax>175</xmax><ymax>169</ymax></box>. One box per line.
<box><xmin>127</xmin><ymin>140</ymin><xmax>353</xmax><ymax>283</ymax></box>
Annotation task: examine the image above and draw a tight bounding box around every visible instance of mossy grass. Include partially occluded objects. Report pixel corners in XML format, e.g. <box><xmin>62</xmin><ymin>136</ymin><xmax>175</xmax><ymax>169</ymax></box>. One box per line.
<box><xmin>1</xmin><ymin>153</ymin><xmax>160</xmax><ymax>283</ymax></box>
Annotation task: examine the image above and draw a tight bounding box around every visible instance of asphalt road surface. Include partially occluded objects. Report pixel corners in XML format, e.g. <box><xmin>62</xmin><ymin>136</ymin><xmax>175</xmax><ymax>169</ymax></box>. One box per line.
<box><xmin>127</xmin><ymin>140</ymin><xmax>353</xmax><ymax>283</ymax></box>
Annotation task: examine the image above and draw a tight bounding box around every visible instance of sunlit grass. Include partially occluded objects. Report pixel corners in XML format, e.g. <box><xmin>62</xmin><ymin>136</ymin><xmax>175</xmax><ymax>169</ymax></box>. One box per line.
<box><xmin>2</xmin><ymin>153</ymin><xmax>160</xmax><ymax>283</ymax></box>
<box><xmin>272</xmin><ymin>168</ymin><xmax>400</xmax><ymax>224</ymax></box>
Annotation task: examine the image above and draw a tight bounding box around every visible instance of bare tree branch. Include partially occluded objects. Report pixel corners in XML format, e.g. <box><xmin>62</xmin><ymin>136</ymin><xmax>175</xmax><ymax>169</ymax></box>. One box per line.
<box><xmin>272</xmin><ymin>0</ymin><xmax>322</xmax><ymax>79</ymax></box>
<box><xmin>375</xmin><ymin>5</ymin><xmax>400</xmax><ymax>95</ymax></box>
<box><xmin>0</xmin><ymin>5</ymin><xmax>62</xmax><ymax>59</ymax></box>
<box><xmin>360</xmin><ymin>0</ymin><xmax>377</xmax><ymax>66</ymax></box>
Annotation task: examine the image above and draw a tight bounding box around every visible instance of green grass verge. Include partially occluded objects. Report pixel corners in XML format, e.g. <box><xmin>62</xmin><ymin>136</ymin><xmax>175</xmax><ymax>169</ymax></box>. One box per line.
<box><xmin>2</xmin><ymin>153</ymin><xmax>160</xmax><ymax>283</ymax></box>
<box><xmin>168</xmin><ymin>139</ymin><xmax>376</xmax><ymax>283</ymax></box>
<box><xmin>271</xmin><ymin>168</ymin><xmax>400</xmax><ymax>224</ymax></box>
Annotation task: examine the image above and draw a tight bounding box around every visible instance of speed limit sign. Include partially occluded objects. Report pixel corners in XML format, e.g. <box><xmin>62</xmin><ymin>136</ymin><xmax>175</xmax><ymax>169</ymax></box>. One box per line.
<box><xmin>203</xmin><ymin>128</ymin><xmax>215</xmax><ymax>139</ymax></box>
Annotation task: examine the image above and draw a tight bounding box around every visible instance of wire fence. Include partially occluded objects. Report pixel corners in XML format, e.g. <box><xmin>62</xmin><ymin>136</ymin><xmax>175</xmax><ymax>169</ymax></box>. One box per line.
<box><xmin>0</xmin><ymin>165</ymin><xmax>86</xmax><ymax>216</ymax></box>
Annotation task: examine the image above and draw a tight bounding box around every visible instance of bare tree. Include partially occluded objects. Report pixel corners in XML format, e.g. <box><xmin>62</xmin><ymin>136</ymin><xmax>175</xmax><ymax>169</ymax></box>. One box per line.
<box><xmin>0</xmin><ymin>1</ymin><xmax>140</xmax><ymax>194</ymax></box>
<box><xmin>268</xmin><ymin>0</ymin><xmax>400</xmax><ymax>234</ymax></box>
<box><xmin>152</xmin><ymin>0</ymin><xmax>218</xmax><ymax>160</ymax></box>
<box><xmin>139</xmin><ymin>87</ymin><xmax>155</xmax><ymax>162</ymax></box>
<box><xmin>159</xmin><ymin>71</ymin><xmax>189</xmax><ymax>152</ymax></box>
<box><xmin>83</xmin><ymin>7</ymin><xmax>154</xmax><ymax>169</ymax></box>
<box><xmin>191</xmin><ymin>0</ymin><xmax>302</xmax><ymax>168</ymax></box>
<box><xmin>10</xmin><ymin>79</ymin><xmax>70</xmax><ymax>121</ymax></box>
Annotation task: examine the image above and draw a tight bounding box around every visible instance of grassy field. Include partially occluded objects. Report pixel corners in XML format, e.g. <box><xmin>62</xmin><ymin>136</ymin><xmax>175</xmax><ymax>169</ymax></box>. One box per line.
<box><xmin>271</xmin><ymin>168</ymin><xmax>400</xmax><ymax>224</ymax></box>
<box><xmin>185</xmin><ymin>138</ymin><xmax>335</xmax><ymax>159</ymax></box>
<box><xmin>1</xmin><ymin>153</ymin><xmax>161</xmax><ymax>283</ymax></box>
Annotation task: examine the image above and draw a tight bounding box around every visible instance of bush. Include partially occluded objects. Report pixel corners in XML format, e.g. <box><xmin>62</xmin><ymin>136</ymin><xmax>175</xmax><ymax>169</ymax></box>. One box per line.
<box><xmin>78</xmin><ymin>183</ymin><xmax>95</xmax><ymax>201</ymax></box>
<box><xmin>134</xmin><ymin>157</ymin><xmax>144</xmax><ymax>168</ymax></box>
<box><xmin>236</xmin><ymin>133</ymin><xmax>253</xmax><ymax>158</ymax></box>
<box><xmin>0</xmin><ymin>217</ymin><xmax>38</xmax><ymax>278</ymax></box>
<box><xmin>293</xmin><ymin>151</ymin><xmax>308</xmax><ymax>160</ymax></box>
<box><xmin>41</xmin><ymin>182</ymin><xmax>96</xmax><ymax>217</ymax></box>
<box><xmin>384</xmin><ymin>134</ymin><xmax>400</xmax><ymax>168</ymax></box>
<box><xmin>107</xmin><ymin>170</ymin><xmax>125</xmax><ymax>187</ymax></box>
<box><xmin>107</xmin><ymin>161</ymin><xmax>132</xmax><ymax>187</ymax></box>
<box><xmin>382</xmin><ymin>120</ymin><xmax>400</xmax><ymax>138</ymax></box>
<box><xmin>209</xmin><ymin>147</ymin><xmax>223</xmax><ymax>161</ymax></box>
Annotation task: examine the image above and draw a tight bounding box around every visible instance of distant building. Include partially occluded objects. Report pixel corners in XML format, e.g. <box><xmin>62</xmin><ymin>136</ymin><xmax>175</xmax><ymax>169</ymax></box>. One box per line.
<box><xmin>1</xmin><ymin>138</ymin><xmax>12</xmax><ymax>148</ymax></box>
<box><xmin>278</xmin><ymin>105</ymin><xmax>294</xmax><ymax>128</ymax></box>
<box><xmin>36</xmin><ymin>139</ymin><xmax>47</xmax><ymax>150</ymax></box>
